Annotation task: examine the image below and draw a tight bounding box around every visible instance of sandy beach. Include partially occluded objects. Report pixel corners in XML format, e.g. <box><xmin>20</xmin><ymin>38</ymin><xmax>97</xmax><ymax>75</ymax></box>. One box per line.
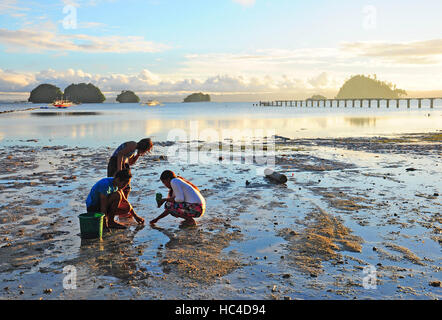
<box><xmin>0</xmin><ymin>130</ymin><xmax>440</xmax><ymax>300</ymax></box>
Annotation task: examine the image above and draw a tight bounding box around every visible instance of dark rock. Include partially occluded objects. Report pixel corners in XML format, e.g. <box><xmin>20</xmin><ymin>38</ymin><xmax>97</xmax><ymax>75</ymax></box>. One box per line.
<box><xmin>116</xmin><ymin>90</ymin><xmax>140</xmax><ymax>103</ymax></box>
<box><xmin>28</xmin><ymin>84</ymin><xmax>63</xmax><ymax>103</ymax></box>
<box><xmin>183</xmin><ymin>92</ymin><xmax>210</xmax><ymax>103</ymax></box>
<box><xmin>63</xmin><ymin>83</ymin><xmax>105</xmax><ymax>103</ymax></box>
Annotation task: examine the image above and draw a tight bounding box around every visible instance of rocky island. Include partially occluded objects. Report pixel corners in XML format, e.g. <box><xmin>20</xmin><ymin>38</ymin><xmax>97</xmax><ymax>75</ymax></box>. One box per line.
<box><xmin>28</xmin><ymin>84</ymin><xmax>63</xmax><ymax>103</ymax></box>
<box><xmin>307</xmin><ymin>94</ymin><xmax>327</xmax><ymax>100</ymax></box>
<box><xmin>183</xmin><ymin>92</ymin><xmax>211</xmax><ymax>103</ymax></box>
<box><xmin>63</xmin><ymin>83</ymin><xmax>106</xmax><ymax>103</ymax></box>
<box><xmin>116</xmin><ymin>90</ymin><xmax>140</xmax><ymax>103</ymax></box>
<box><xmin>336</xmin><ymin>75</ymin><xmax>407</xmax><ymax>99</ymax></box>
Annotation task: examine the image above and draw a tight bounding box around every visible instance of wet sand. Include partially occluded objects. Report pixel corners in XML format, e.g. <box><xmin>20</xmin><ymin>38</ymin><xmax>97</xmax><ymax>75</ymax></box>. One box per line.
<box><xmin>0</xmin><ymin>132</ymin><xmax>440</xmax><ymax>300</ymax></box>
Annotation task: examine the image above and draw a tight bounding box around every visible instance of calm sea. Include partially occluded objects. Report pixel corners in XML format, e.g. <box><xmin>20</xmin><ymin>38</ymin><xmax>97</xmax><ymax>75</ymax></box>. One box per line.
<box><xmin>0</xmin><ymin>101</ymin><xmax>441</xmax><ymax>147</ymax></box>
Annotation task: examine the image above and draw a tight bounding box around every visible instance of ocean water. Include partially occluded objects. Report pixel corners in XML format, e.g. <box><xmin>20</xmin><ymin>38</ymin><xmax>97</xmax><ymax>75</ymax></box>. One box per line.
<box><xmin>0</xmin><ymin>101</ymin><xmax>441</xmax><ymax>147</ymax></box>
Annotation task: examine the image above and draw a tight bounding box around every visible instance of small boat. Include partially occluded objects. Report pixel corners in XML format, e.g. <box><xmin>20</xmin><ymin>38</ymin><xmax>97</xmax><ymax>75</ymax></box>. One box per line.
<box><xmin>143</xmin><ymin>100</ymin><xmax>162</xmax><ymax>106</ymax></box>
<box><xmin>52</xmin><ymin>100</ymin><xmax>73</xmax><ymax>108</ymax></box>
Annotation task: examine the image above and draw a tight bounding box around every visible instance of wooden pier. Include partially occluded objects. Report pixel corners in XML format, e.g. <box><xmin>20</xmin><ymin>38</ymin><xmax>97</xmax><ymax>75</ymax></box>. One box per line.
<box><xmin>255</xmin><ymin>97</ymin><xmax>441</xmax><ymax>109</ymax></box>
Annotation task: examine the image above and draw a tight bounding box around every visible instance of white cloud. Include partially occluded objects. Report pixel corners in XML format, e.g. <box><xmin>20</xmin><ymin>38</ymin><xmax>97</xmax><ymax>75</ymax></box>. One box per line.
<box><xmin>341</xmin><ymin>39</ymin><xmax>442</xmax><ymax>65</ymax></box>
<box><xmin>308</xmin><ymin>72</ymin><xmax>330</xmax><ymax>88</ymax></box>
<box><xmin>232</xmin><ymin>0</ymin><xmax>256</xmax><ymax>7</ymax></box>
<box><xmin>0</xmin><ymin>68</ymin><xmax>318</xmax><ymax>94</ymax></box>
<box><xmin>0</xmin><ymin>28</ymin><xmax>170</xmax><ymax>53</ymax></box>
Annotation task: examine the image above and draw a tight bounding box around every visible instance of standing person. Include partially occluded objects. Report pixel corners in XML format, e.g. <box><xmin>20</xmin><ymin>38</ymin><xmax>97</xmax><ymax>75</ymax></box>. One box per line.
<box><xmin>107</xmin><ymin>138</ymin><xmax>153</xmax><ymax>197</ymax></box>
<box><xmin>150</xmin><ymin>170</ymin><xmax>206</xmax><ymax>226</ymax></box>
<box><xmin>86</xmin><ymin>169</ymin><xmax>144</xmax><ymax>229</ymax></box>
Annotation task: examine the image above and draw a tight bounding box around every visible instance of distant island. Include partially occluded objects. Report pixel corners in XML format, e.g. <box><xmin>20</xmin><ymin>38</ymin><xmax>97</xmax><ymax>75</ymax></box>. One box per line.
<box><xmin>183</xmin><ymin>92</ymin><xmax>211</xmax><ymax>103</ymax></box>
<box><xmin>336</xmin><ymin>75</ymin><xmax>407</xmax><ymax>99</ymax></box>
<box><xmin>28</xmin><ymin>83</ymin><xmax>106</xmax><ymax>104</ymax></box>
<box><xmin>64</xmin><ymin>83</ymin><xmax>105</xmax><ymax>103</ymax></box>
<box><xmin>307</xmin><ymin>94</ymin><xmax>327</xmax><ymax>100</ymax></box>
<box><xmin>28</xmin><ymin>84</ymin><xmax>63</xmax><ymax>103</ymax></box>
<box><xmin>116</xmin><ymin>90</ymin><xmax>140</xmax><ymax>103</ymax></box>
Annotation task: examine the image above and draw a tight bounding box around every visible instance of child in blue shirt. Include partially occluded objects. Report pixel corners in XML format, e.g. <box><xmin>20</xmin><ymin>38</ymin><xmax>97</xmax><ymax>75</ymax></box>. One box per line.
<box><xmin>86</xmin><ymin>169</ymin><xmax>144</xmax><ymax>229</ymax></box>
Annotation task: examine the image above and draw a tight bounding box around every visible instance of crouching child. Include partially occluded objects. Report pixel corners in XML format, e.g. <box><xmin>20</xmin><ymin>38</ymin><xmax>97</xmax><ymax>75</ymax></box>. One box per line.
<box><xmin>85</xmin><ymin>169</ymin><xmax>144</xmax><ymax>229</ymax></box>
<box><xmin>150</xmin><ymin>170</ymin><xmax>205</xmax><ymax>226</ymax></box>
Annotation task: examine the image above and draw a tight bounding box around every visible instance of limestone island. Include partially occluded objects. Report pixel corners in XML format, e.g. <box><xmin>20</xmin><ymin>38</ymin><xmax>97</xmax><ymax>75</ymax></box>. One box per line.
<box><xmin>307</xmin><ymin>94</ymin><xmax>327</xmax><ymax>101</ymax></box>
<box><xmin>63</xmin><ymin>83</ymin><xmax>106</xmax><ymax>103</ymax></box>
<box><xmin>336</xmin><ymin>75</ymin><xmax>407</xmax><ymax>99</ymax></box>
<box><xmin>183</xmin><ymin>92</ymin><xmax>211</xmax><ymax>103</ymax></box>
<box><xmin>28</xmin><ymin>84</ymin><xmax>63</xmax><ymax>103</ymax></box>
<box><xmin>116</xmin><ymin>90</ymin><xmax>140</xmax><ymax>103</ymax></box>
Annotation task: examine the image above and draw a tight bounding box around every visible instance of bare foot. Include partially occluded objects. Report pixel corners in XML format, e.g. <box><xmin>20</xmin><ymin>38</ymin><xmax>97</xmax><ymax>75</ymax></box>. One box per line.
<box><xmin>180</xmin><ymin>218</ymin><xmax>196</xmax><ymax>228</ymax></box>
<box><xmin>108</xmin><ymin>221</ymin><xmax>127</xmax><ymax>229</ymax></box>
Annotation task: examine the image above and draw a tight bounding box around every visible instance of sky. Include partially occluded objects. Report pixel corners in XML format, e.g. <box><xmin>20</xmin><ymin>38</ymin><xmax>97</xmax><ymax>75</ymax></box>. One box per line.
<box><xmin>0</xmin><ymin>0</ymin><xmax>442</xmax><ymax>100</ymax></box>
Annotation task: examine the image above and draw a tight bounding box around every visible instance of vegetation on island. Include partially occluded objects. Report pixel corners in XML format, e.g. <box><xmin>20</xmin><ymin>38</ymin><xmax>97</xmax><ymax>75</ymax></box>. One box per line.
<box><xmin>183</xmin><ymin>92</ymin><xmax>211</xmax><ymax>103</ymax></box>
<box><xmin>116</xmin><ymin>90</ymin><xmax>140</xmax><ymax>103</ymax></box>
<box><xmin>28</xmin><ymin>84</ymin><xmax>63</xmax><ymax>103</ymax></box>
<box><xmin>63</xmin><ymin>83</ymin><xmax>106</xmax><ymax>103</ymax></box>
<box><xmin>307</xmin><ymin>94</ymin><xmax>327</xmax><ymax>100</ymax></box>
<box><xmin>336</xmin><ymin>75</ymin><xmax>407</xmax><ymax>99</ymax></box>
<box><xmin>28</xmin><ymin>83</ymin><xmax>106</xmax><ymax>104</ymax></box>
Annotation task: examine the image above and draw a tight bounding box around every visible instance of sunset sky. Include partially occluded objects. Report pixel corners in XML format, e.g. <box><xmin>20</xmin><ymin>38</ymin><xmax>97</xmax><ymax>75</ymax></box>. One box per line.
<box><xmin>1</xmin><ymin>0</ymin><xmax>442</xmax><ymax>100</ymax></box>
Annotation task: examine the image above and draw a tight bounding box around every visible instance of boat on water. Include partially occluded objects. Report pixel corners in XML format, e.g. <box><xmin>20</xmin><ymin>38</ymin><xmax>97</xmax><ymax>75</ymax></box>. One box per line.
<box><xmin>52</xmin><ymin>100</ymin><xmax>74</xmax><ymax>108</ymax></box>
<box><xmin>143</xmin><ymin>100</ymin><xmax>162</xmax><ymax>106</ymax></box>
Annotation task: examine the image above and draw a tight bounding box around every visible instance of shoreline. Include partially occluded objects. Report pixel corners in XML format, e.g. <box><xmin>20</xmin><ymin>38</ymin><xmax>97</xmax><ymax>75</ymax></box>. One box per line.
<box><xmin>0</xmin><ymin>132</ymin><xmax>440</xmax><ymax>300</ymax></box>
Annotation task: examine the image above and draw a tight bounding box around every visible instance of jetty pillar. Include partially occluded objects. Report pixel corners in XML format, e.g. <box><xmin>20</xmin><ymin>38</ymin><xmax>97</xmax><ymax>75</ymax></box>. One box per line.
<box><xmin>360</xmin><ymin>99</ymin><xmax>363</xmax><ymax>108</ymax></box>
<box><xmin>377</xmin><ymin>99</ymin><xmax>380</xmax><ymax>108</ymax></box>
<box><xmin>430</xmin><ymin>98</ymin><xmax>434</xmax><ymax>108</ymax></box>
<box><xmin>418</xmin><ymin>99</ymin><xmax>422</xmax><ymax>108</ymax></box>
<box><xmin>386</xmin><ymin>100</ymin><xmax>390</xmax><ymax>108</ymax></box>
<box><xmin>407</xmin><ymin>99</ymin><xmax>410</xmax><ymax>108</ymax></box>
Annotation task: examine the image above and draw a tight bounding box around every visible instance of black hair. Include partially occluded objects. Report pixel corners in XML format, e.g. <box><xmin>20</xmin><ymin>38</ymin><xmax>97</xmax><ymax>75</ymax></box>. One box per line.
<box><xmin>160</xmin><ymin>170</ymin><xmax>176</xmax><ymax>181</ymax></box>
<box><xmin>160</xmin><ymin>170</ymin><xmax>200</xmax><ymax>194</ymax></box>
<box><xmin>137</xmin><ymin>138</ymin><xmax>153</xmax><ymax>153</ymax></box>
<box><xmin>115</xmin><ymin>169</ymin><xmax>132</xmax><ymax>181</ymax></box>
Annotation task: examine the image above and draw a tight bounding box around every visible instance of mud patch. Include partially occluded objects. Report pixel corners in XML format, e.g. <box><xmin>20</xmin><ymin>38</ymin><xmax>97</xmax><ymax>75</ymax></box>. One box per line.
<box><xmin>278</xmin><ymin>207</ymin><xmax>363</xmax><ymax>276</ymax></box>
<box><xmin>155</xmin><ymin>218</ymin><xmax>243</xmax><ymax>284</ymax></box>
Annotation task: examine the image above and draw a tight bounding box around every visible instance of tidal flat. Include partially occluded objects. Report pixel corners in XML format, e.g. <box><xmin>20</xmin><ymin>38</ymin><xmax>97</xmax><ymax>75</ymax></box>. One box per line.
<box><xmin>0</xmin><ymin>132</ymin><xmax>440</xmax><ymax>300</ymax></box>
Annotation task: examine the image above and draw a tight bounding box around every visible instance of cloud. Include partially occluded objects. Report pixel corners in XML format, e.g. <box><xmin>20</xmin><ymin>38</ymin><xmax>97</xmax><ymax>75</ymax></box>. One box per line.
<box><xmin>0</xmin><ymin>28</ymin><xmax>170</xmax><ymax>53</ymax></box>
<box><xmin>0</xmin><ymin>0</ymin><xmax>30</xmax><ymax>20</ymax></box>
<box><xmin>0</xmin><ymin>68</ymin><xmax>323</xmax><ymax>94</ymax></box>
<box><xmin>341</xmin><ymin>39</ymin><xmax>442</xmax><ymax>64</ymax></box>
<box><xmin>232</xmin><ymin>0</ymin><xmax>256</xmax><ymax>7</ymax></box>
<box><xmin>0</xmin><ymin>69</ymin><xmax>35</xmax><ymax>91</ymax></box>
<box><xmin>0</xmin><ymin>0</ymin><xmax>29</xmax><ymax>14</ymax></box>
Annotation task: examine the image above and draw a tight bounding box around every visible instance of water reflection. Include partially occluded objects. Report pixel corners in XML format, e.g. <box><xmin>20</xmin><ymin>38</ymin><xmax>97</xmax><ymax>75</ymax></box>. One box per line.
<box><xmin>76</xmin><ymin>226</ymin><xmax>146</xmax><ymax>281</ymax></box>
<box><xmin>31</xmin><ymin>112</ymin><xmax>102</xmax><ymax>117</ymax></box>
<box><xmin>344</xmin><ymin>117</ymin><xmax>377</xmax><ymax>127</ymax></box>
<box><xmin>1</xmin><ymin>105</ymin><xmax>441</xmax><ymax>146</ymax></box>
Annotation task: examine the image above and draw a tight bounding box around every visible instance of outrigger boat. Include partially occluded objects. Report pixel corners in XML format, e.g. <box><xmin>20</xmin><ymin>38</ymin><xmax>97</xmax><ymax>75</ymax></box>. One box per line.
<box><xmin>52</xmin><ymin>100</ymin><xmax>73</xmax><ymax>108</ymax></box>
